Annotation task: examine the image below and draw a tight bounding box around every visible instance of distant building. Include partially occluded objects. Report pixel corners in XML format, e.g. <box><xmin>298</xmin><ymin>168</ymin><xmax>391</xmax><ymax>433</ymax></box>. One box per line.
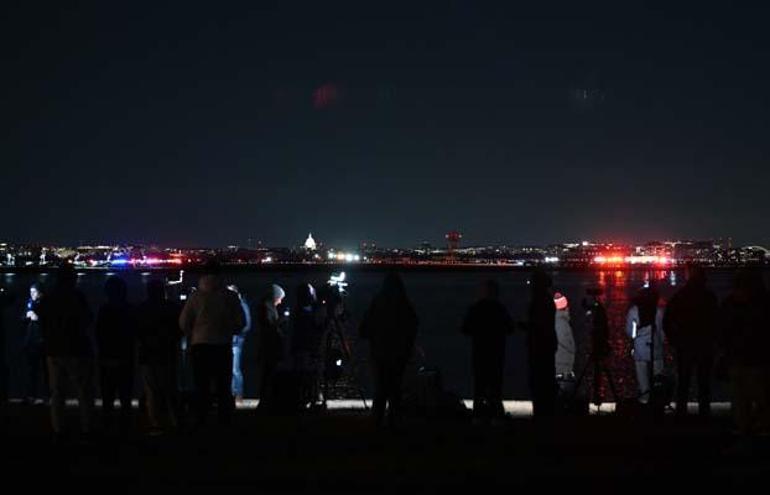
<box><xmin>304</xmin><ymin>233</ymin><xmax>317</xmax><ymax>251</ymax></box>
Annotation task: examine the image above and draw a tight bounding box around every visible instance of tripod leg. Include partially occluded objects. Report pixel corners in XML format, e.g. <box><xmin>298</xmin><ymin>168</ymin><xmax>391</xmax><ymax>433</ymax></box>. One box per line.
<box><xmin>332</xmin><ymin>319</ymin><xmax>369</xmax><ymax>410</ymax></box>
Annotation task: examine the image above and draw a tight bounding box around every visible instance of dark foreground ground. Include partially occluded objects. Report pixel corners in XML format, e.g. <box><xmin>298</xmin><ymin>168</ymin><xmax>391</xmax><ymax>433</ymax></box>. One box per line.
<box><xmin>3</xmin><ymin>404</ymin><xmax>769</xmax><ymax>492</ymax></box>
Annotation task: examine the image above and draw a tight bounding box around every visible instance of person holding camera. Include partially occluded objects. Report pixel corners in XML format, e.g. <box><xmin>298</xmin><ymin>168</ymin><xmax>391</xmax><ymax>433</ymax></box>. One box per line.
<box><xmin>255</xmin><ymin>284</ymin><xmax>286</xmax><ymax>412</ymax></box>
<box><xmin>23</xmin><ymin>283</ymin><xmax>47</xmax><ymax>404</ymax></box>
<box><xmin>290</xmin><ymin>282</ymin><xmax>326</xmax><ymax>409</ymax></box>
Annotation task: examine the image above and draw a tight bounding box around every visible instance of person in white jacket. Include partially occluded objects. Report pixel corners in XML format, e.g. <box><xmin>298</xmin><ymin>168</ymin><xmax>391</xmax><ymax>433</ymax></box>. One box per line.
<box><xmin>625</xmin><ymin>284</ymin><xmax>665</xmax><ymax>403</ymax></box>
<box><xmin>179</xmin><ymin>264</ymin><xmax>245</xmax><ymax>426</ymax></box>
<box><xmin>553</xmin><ymin>292</ymin><xmax>576</xmax><ymax>380</ymax></box>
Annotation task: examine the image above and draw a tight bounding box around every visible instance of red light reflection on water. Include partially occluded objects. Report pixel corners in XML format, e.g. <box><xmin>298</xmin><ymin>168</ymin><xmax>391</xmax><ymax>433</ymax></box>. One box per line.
<box><xmin>587</xmin><ymin>269</ymin><xmax>674</xmax><ymax>401</ymax></box>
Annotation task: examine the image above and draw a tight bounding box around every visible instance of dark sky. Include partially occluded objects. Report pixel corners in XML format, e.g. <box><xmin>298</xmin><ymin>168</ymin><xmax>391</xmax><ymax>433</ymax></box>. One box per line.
<box><xmin>3</xmin><ymin>1</ymin><xmax>769</xmax><ymax>248</ymax></box>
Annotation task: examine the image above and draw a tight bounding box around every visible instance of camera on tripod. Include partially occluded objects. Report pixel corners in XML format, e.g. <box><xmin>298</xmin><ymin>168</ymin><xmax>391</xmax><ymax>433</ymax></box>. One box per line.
<box><xmin>318</xmin><ymin>271</ymin><xmax>367</xmax><ymax>408</ymax></box>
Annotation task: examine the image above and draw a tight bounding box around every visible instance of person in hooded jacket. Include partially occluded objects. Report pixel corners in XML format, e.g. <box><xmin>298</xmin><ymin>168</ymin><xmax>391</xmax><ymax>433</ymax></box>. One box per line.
<box><xmin>663</xmin><ymin>265</ymin><xmax>719</xmax><ymax>417</ymax></box>
<box><xmin>359</xmin><ymin>272</ymin><xmax>418</xmax><ymax>427</ymax></box>
<box><xmin>255</xmin><ymin>284</ymin><xmax>286</xmax><ymax>412</ymax></box>
<box><xmin>461</xmin><ymin>279</ymin><xmax>515</xmax><ymax>421</ymax></box>
<box><xmin>626</xmin><ymin>282</ymin><xmax>665</xmax><ymax>404</ymax></box>
<box><xmin>137</xmin><ymin>279</ymin><xmax>182</xmax><ymax>433</ymax></box>
<box><xmin>526</xmin><ymin>268</ymin><xmax>557</xmax><ymax>418</ymax></box>
<box><xmin>179</xmin><ymin>263</ymin><xmax>245</xmax><ymax>427</ymax></box>
<box><xmin>290</xmin><ymin>282</ymin><xmax>326</xmax><ymax>408</ymax></box>
<box><xmin>553</xmin><ymin>292</ymin><xmax>576</xmax><ymax>381</ymax></box>
<box><xmin>95</xmin><ymin>276</ymin><xmax>136</xmax><ymax>434</ymax></box>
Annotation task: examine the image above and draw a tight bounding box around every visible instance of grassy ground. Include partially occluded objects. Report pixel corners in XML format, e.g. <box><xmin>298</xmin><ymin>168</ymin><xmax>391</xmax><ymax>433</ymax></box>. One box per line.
<box><xmin>3</xmin><ymin>403</ymin><xmax>769</xmax><ymax>491</ymax></box>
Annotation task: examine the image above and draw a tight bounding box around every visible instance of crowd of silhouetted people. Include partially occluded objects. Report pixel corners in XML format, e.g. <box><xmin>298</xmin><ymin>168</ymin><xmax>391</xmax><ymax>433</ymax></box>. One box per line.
<box><xmin>1</xmin><ymin>263</ymin><xmax>769</xmax><ymax>443</ymax></box>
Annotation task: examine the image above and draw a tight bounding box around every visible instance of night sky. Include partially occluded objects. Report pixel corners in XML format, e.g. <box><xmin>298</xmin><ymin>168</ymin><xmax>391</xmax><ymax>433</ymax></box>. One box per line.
<box><xmin>3</xmin><ymin>1</ymin><xmax>769</xmax><ymax>248</ymax></box>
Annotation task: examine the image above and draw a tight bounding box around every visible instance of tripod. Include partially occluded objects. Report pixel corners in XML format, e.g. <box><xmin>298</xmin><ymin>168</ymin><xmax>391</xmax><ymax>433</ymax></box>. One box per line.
<box><xmin>571</xmin><ymin>350</ymin><xmax>620</xmax><ymax>410</ymax></box>
<box><xmin>321</xmin><ymin>314</ymin><xmax>368</xmax><ymax>410</ymax></box>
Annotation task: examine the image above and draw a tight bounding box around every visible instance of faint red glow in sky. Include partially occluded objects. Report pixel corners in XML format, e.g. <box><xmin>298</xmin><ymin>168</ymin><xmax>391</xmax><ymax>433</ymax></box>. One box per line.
<box><xmin>313</xmin><ymin>83</ymin><xmax>339</xmax><ymax>109</ymax></box>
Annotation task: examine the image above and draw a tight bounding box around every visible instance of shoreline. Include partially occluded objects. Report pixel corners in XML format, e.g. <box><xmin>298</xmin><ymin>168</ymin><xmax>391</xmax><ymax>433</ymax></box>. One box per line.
<box><xmin>1</xmin><ymin>262</ymin><xmax>767</xmax><ymax>275</ymax></box>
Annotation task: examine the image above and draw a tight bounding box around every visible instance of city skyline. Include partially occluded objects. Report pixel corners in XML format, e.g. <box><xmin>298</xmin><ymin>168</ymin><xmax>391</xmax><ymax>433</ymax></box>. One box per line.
<box><xmin>0</xmin><ymin>232</ymin><xmax>767</xmax><ymax>252</ymax></box>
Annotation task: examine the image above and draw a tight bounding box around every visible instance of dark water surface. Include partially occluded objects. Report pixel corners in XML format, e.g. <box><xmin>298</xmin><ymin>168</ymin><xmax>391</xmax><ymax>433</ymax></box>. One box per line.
<box><xmin>1</xmin><ymin>268</ymin><xmax>760</xmax><ymax>400</ymax></box>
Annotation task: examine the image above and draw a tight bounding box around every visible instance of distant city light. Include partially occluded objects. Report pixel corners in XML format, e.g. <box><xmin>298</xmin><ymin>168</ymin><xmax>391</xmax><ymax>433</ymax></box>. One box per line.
<box><xmin>593</xmin><ymin>255</ymin><xmax>671</xmax><ymax>265</ymax></box>
<box><xmin>327</xmin><ymin>250</ymin><xmax>362</xmax><ymax>264</ymax></box>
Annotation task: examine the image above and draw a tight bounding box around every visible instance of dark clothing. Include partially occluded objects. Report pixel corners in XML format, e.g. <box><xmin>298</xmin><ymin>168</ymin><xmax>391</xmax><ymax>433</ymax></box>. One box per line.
<box><xmin>95</xmin><ymin>301</ymin><xmax>136</xmax><ymax>431</ymax></box>
<box><xmin>95</xmin><ymin>302</ymin><xmax>136</xmax><ymax>363</ymax></box>
<box><xmin>256</xmin><ymin>300</ymin><xmax>284</xmax><ymax>407</ymax></box>
<box><xmin>530</xmin><ymin>353</ymin><xmax>557</xmax><ymax>417</ymax></box>
<box><xmin>359</xmin><ymin>279</ymin><xmax>418</xmax><ymax>426</ymax></box>
<box><xmin>24</xmin><ymin>298</ymin><xmax>44</xmax><ymax>348</ymax></box>
<box><xmin>586</xmin><ymin>302</ymin><xmax>611</xmax><ymax>359</ymax></box>
<box><xmin>359</xmin><ymin>295</ymin><xmax>418</xmax><ymax>365</ymax></box>
<box><xmin>47</xmin><ymin>356</ymin><xmax>94</xmax><ymax>433</ymax></box>
<box><xmin>675</xmin><ymin>351</ymin><xmax>713</xmax><ymax>416</ymax></box>
<box><xmin>0</xmin><ymin>292</ymin><xmax>11</xmax><ymax>402</ymax></box>
<box><xmin>634</xmin><ymin>289</ymin><xmax>660</xmax><ymax>329</ymax></box>
<box><xmin>720</xmin><ymin>290</ymin><xmax>770</xmax><ymax>433</ymax></box>
<box><xmin>527</xmin><ymin>289</ymin><xmax>557</xmax><ymax>418</ymax></box>
<box><xmin>191</xmin><ymin>344</ymin><xmax>233</xmax><ymax>425</ymax></box>
<box><xmin>664</xmin><ymin>283</ymin><xmax>719</xmax><ymax>356</ymax></box>
<box><xmin>137</xmin><ymin>300</ymin><xmax>182</xmax><ymax>365</ymax></box>
<box><xmin>141</xmin><ymin>363</ymin><xmax>179</xmax><ymax>430</ymax></box>
<box><xmin>664</xmin><ymin>282</ymin><xmax>719</xmax><ymax>415</ymax></box>
<box><xmin>720</xmin><ymin>293</ymin><xmax>770</xmax><ymax>367</ymax></box>
<box><xmin>256</xmin><ymin>301</ymin><xmax>285</xmax><ymax>365</ymax></box>
<box><xmin>371</xmin><ymin>360</ymin><xmax>407</xmax><ymax>426</ymax></box>
<box><xmin>24</xmin><ymin>343</ymin><xmax>48</xmax><ymax>400</ymax></box>
<box><xmin>100</xmin><ymin>362</ymin><xmax>133</xmax><ymax>431</ymax></box>
<box><xmin>39</xmin><ymin>287</ymin><xmax>93</xmax><ymax>358</ymax></box>
<box><xmin>290</xmin><ymin>306</ymin><xmax>325</xmax><ymax>355</ymax></box>
<box><xmin>291</xmin><ymin>306</ymin><xmax>326</xmax><ymax>405</ymax></box>
<box><xmin>461</xmin><ymin>298</ymin><xmax>515</xmax><ymax>418</ymax></box>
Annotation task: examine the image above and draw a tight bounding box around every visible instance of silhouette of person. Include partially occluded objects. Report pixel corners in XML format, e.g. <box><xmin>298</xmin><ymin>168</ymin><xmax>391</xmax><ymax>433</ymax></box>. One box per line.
<box><xmin>580</xmin><ymin>289</ymin><xmax>616</xmax><ymax>405</ymax></box>
<box><xmin>719</xmin><ymin>269</ymin><xmax>770</xmax><ymax>436</ymax></box>
<box><xmin>38</xmin><ymin>267</ymin><xmax>95</xmax><ymax>439</ymax></box>
<box><xmin>179</xmin><ymin>263</ymin><xmax>245</xmax><ymax>427</ymax></box>
<box><xmin>255</xmin><ymin>284</ymin><xmax>286</xmax><ymax>412</ymax></box>
<box><xmin>0</xmin><ymin>286</ymin><xmax>14</xmax><ymax>404</ymax></box>
<box><xmin>626</xmin><ymin>282</ymin><xmax>665</xmax><ymax>404</ymax></box>
<box><xmin>461</xmin><ymin>279</ymin><xmax>515</xmax><ymax>421</ymax></box>
<box><xmin>359</xmin><ymin>272</ymin><xmax>418</xmax><ymax>428</ymax></box>
<box><xmin>137</xmin><ymin>279</ymin><xmax>182</xmax><ymax>434</ymax></box>
<box><xmin>95</xmin><ymin>276</ymin><xmax>136</xmax><ymax>435</ymax></box>
<box><xmin>23</xmin><ymin>283</ymin><xmax>48</xmax><ymax>404</ymax></box>
<box><xmin>663</xmin><ymin>265</ymin><xmax>719</xmax><ymax>417</ymax></box>
<box><xmin>525</xmin><ymin>268</ymin><xmax>557</xmax><ymax>418</ymax></box>
<box><xmin>228</xmin><ymin>285</ymin><xmax>252</xmax><ymax>403</ymax></box>
<box><xmin>553</xmin><ymin>292</ymin><xmax>576</xmax><ymax>380</ymax></box>
<box><xmin>290</xmin><ymin>282</ymin><xmax>325</xmax><ymax>408</ymax></box>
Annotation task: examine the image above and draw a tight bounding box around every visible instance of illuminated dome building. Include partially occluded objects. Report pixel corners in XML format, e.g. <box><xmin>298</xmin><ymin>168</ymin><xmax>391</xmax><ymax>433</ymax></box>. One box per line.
<box><xmin>304</xmin><ymin>233</ymin><xmax>317</xmax><ymax>251</ymax></box>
